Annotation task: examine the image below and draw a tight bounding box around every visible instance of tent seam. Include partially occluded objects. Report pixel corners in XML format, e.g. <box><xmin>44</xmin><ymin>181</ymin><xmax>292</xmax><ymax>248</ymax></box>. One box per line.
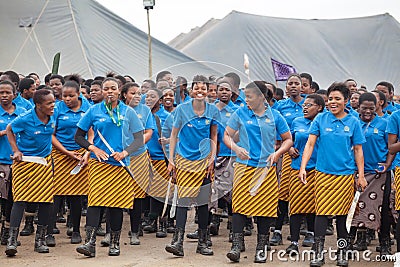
<box><xmin>67</xmin><ymin>0</ymin><xmax>93</xmax><ymax>77</ymax></box>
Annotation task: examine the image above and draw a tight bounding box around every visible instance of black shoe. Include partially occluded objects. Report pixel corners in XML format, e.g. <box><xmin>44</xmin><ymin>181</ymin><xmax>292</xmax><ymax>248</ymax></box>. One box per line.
<box><xmin>5</xmin><ymin>227</ymin><xmax>19</xmax><ymax>257</ymax></box>
<box><xmin>20</xmin><ymin>216</ymin><xmax>35</xmax><ymax>236</ymax></box>
<box><xmin>108</xmin><ymin>231</ymin><xmax>121</xmax><ymax>256</ymax></box>
<box><xmin>76</xmin><ymin>226</ymin><xmax>96</xmax><ymax>257</ymax></box>
<box><xmin>130</xmin><ymin>232</ymin><xmax>140</xmax><ymax>245</ymax></box>
<box><xmin>166</xmin><ymin>218</ymin><xmax>175</xmax><ymax>233</ymax></box>
<box><xmin>35</xmin><ymin>225</ymin><xmax>49</xmax><ymax>253</ymax></box>
<box><xmin>52</xmin><ymin>226</ymin><xmax>60</xmax><ymax>235</ymax></box>
<box><xmin>96</xmin><ymin>225</ymin><xmax>106</xmax><ymax>236</ymax></box>
<box><xmin>71</xmin><ymin>232</ymin><xmax>82</xmax><ymax>244</ymax></box>
<box><xmin>270</xmin><ymin>232</ymin><xmax>283</xmax><ymax>246</ymax></box>
<box><xmin>209</xmin><ymin>214</ymin><xmax>220</xmax><ymax>236</ymax></box>
<box><xmin>227</xmin><ymin>233</ymin><xmax>243</xmax><ymax>262</ymax></box>
<box><xmin>45</xmin><ymin>234</ymin><xmax>56</xmax><ymax>247</ymax></box>
<box><xmin>56</xmin><ymin>214</ymin><xmax>66</xmax><ymax>223</ymax></box>
<box><xmin>286</xmin><ymin>243</ymin><xmax>299</xmax><ymax>256</ymax></box>
<box><xmin>379</xmin><ymin>237</ymin><xmax>392</xmax><ymax>256</ymax></box>
<box><xmin>186</xmin><ymin>229</ymin><xmax>199</xmax><ymax>239</ymax></box>
<box><xmin>1</xmin><ymin>225</ymin><xmax>9</xmax><ymax>245</ymax></box>
<box><xmin>66</xmin><ymin>226</ymin><xmax>73</xmax><ymax>237</ymax></box>
<box><xmin>354</xmin><ymin>229</ymin><xmax>368</xmax><ymax>251</ymax></box>
<box><xmin>196</xmin><ymin>229</ymin><xmax>213</xmax><ymax>256</ymax></box>
<box><xmin>101</xmin><ymin>233</ymin><xmax>111</xmax><ymax>247</ymax></box>
<box><xmin>165</xmin><ymin>227</ymin><xmax>184</xmax><ymax>257</ymax></box>
<box><xmin>254</xmin><ymin>233</ymin><xmax>269</xmax><ymax>263</ymax></box>
<box><xmin>243</xmin><ymin>218</ymin><xmax>253</xmax><ymax>236</ymax></box>
<box><xmin>303</xmin><ymin>233</ymin><xmax>315</xmax><ymax>247</ymax></box>
<box><xmin>310</xmin><ymin>236</ymin><xmax>325</xmax><ymax>267</ymax></box>
<box><xmin>143</xmin><ymin>219</ymin><xmax>157</xmax><ymax>233</ymax></box>
<box><xmin>326</xmin><ymin>224</ymin><xmax>334</xmax><ymax>236</ymax></box>
<box><xmin>156</xmin><ymin>218</ymin><xmax>167</xmax><ymax>238</ymax></box>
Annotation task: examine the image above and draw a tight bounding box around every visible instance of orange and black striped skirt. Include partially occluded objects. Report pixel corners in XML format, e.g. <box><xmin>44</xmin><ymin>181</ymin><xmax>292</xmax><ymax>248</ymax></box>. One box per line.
<box><xmin>87</xmin><ymin>159</ymin><xmax>134</xmax><ymax>209</ymax></box>
<box><xmin>278</xmin><ymin>152</ymin><xmax>291</xmax><ymax>201</ymax></box>
<box><xmin>52</xmin><ymin>148</ymin><xmax>88</xmax><ymax>196</ymax></box>
<box><xmin>12</xmin><ymin>155</ymin><xmax>54</xmax><ymax>203</ymax></box>
<box><xmin>395</xmin><ymin>167</ymin><xmax>400</xmax><ymax>210</ymax></box>
<box><xmin>232</xmin><ymin>163</ymin><xmax>278</xmax><ymax>217</ymax></box>
<box><xmin>129</xmin><ymin>151</ymin><xmax>151</xmax><ymax>199</ymax></box>
<box><xmin>315</xmin><ymin>171</ymin><xmax>354</xmax><ymax>216</ymax></box>
<box><xmin>148</xmin><ymin>159</ymin><xmax>170</xmax><ymax>198</ymax></box>
<box><xmin>289</xmin><ymin>169</ymin><xmax>316</xmax><ymax>215</ymax></box>
<box><xmin>175</xmin><ymin>154</ymin><xmax>209</xmax><ymax>198</ymax></box>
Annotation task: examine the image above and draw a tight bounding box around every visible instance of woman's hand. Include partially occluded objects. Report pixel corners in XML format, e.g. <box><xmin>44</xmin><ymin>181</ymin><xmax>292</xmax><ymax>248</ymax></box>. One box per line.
<box><xmin>90</xmin><ymin>146</ymin><xmax>109</xmax><ymax>162</ymax></box>
<box><xmin>111</xmin><ymin>150</ymin><xmax>128</xmax><ymax>162</ymax></box>
<box><xmin>298</xmin><ymin>168</ymin><xmax>307</xmax><ymax>184</ymax></box>
<box><xmin>159</xmin><ymin>137</ymin><xmax>170</xmax><ymax>145</ymax></box>
<box><xmin>167</xmin><ymin>158</ymin><xmax>175</xmax><ymax>173</ymax></box>
<box><xmin>67</xmin><ymin>151</ymin><xmax>82</xmax><ymax>161</ymax></box>
<box><xmin>11</xmin><ymin>151</ymin><xmax>23</xmax><ymax>162</ymax></box>
<box><xmin>81</xmin><ymin>151</ymin><xmax>90</xmax><ymax>167</ymax></box>
<box><xmin>357</xmin><ymin>175</ymin><xmax>368</xmax><ymax>191</ymax></box>
<box><xmin>235</xmin><ymin>146</ymin><xmax>250</xmax><ymax>161</ymax></box>
<box><xmin>288</xmin><ymin>147</ymin><xmax>299</xmax><ymax>159</ymax></box>
<box><xmin>266</xmin><ymin>153</ymin><xmax>279</xmax><ymax>166</ymax></box>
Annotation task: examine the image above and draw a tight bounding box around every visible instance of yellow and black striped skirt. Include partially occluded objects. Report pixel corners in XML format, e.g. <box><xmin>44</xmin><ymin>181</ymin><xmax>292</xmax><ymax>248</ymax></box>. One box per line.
<box><xmin>148</xmin><ymin>159</ymin><xmax>170</xmax><ymax>198</ymax></box>
<box><xmin>278</xmin><ymin>152</ymin><xmax>291</xmax><ymax>201</ymax></box>
<box><xmin>129</xmin><ymin>151</ymin><xmax>151</xmax><ymax>199</ymax></box>
<box><xmin>175</xmin><ymin>155</ymin><xmax>209</xmax><ymax>198</ymax></box>
<box><xmin>52</xmin><ymin>148</ymin><xmax>88</xmax><ymax>196</ymax></box>
<box><xmin>232</xmin><ymin>163</ymin><xmax>278</xmax><ymax>217</ymax></box>
<box><xmin>395</xmin><ymin>167</ymin><xmax>400</xmax><ymax>211</ymax></box>
<box><xmin>289</xmin><ymin>169</ymin><xmax>316</xmax><ymax>215</ymax></box>
<box><xmin>315</xmin><ymin>171</ymin><xmax>354</xmax><ymax>216</ymax></box>
<box><xmin>12</xmin><ymin>155</ymin><xmax>54</xmax><ymax>203</ymax></box>
<box><xmin>87</xmin><ymin>159</ymin><xmax>134</xmax><ymax>209</ymax></box>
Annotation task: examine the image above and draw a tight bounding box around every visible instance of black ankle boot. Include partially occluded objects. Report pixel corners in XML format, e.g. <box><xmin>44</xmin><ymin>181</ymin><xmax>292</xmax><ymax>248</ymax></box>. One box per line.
<box><xmin>227</xmin><ymin>232</ymin><xmax>243</xmax><ymax>262</ymax></box>
<box><xmin>5</xmin><ymin>227</ymin><xmax>19</xmax><ymax>256</ymax></box>
<box><xmin>310</xmin><ymin>236</ymin><xmax>325</xmax><ymax>267</ymax></box>
<box><xmin>379</xmin><ymin>236</ymin><xmax>392</xmax><ymax>256</ymax></box>
<box><xmin>209</xmin><ymin>214</ymin><xmax>220</xmax><ymax>236</ymax></box>
<box><xmin>206</xmin><ymin>227</ymin><xmax>212</xmax><ymax>247</ymax></box>
<box><xmin>165</xmin><ymin>227</ymin><xmax>184</xmax><ymax>257</ymax></box>
<box><xmin>337</xmin><ymin>244</ymin><xmax>349</xmax><ymax>267</ymax></box>
<box><xmin>354</xmin><ymin>229</ymin><xmax>367</xmax><ymax>251</ymax></box>
<box><xmin>156</xmin><ymin>217</ymin><xmax>167</xmax><ymax>238</ymax></box>
<box><xmin>196</xmin><ymin>228</ymin><xmax>213</xmax><ymax>255</ymax></box>
<box><xmin>186</xmin><ymin>228</ymin><xmax>199</xmax><ymax>239</ymax></box>
<box><xmin>76</xmin><ymin>226</ymin><xmax>96</xmax><ymax>257</ymax></box>
<box><xmin>109</xmin><ymin>230</ymin><xmax>121</xmax><ymax>256</ymax></box>
<box><xmin>254</xmin><ymin>233</ymin><xmax>269</xmax><ymax>263</ymax></box>
<box><xmin>20</xmin><ymin>215</ymin><xmax>34</xmax><ymax>236</ymax></box>
<box><xmin>143</xmin><ymin>218</ymin><xmax>157</xmax><ymax>233</ymax></box>
<box><xmin>34</xmin><ymin>225</ymin><xmax>49</xmax><ymax>253</ymax></box>
<box><xmin>1</xmin><ymin>223</ymin><xmax>9</xmax><ymax>245</ymax></box>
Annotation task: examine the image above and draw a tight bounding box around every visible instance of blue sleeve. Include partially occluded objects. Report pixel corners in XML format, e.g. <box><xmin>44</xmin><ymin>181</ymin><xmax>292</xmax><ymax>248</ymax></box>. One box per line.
<box><xmin>127</xmin><ymin>108</ymin><xmax>145</xmax><ymax>133</ymax></box>
<box><xmin>162</xmin><ymin>114</ymin><xmax>174</xmax><ymax>138</ymax></box>
<box><xmin>387</xmin><ymin>112</ymin><xmax>400</xmax><ymax>135</ymax></box>
<box><xmin>172</xmin><ymin>106</ymin><xmax>183</xmax><ymax>129</ymax></box>
<box><xmin>211</xmin><ymin>107</ymin><xmax>221</xmax><ymax>126</ymax></box>
<box><xmin>10</xmin><ymin>114</ymin><xmax>26</xmax><ymax>134</ymax></box>
<box><xmin>144</xmin><ymin>109</ymin><xmax>155</xmax><ymax>130</ymax></box>
<box><xmin>309</xmin><ymin>114</ymin><xmax>321</xmax><ymax>136</ymax></box>
<box><xmin>275</xmin><ymin>112</ymin><xmax>290</xmax><ymax>135</ymax></box>
<box><xmin>351</xmin><ymin>119</ymin><xmax>366</xmax><ymax>145</ymax></box>
<box><xmin>227</xmin><ymin>110</ymin><xmax>240</xmax><ymax>131</ymax></box>
<box><xmin>77</xmin><ymin>107</ymin><xmax>93</xmax><ymax>131</ymax></box>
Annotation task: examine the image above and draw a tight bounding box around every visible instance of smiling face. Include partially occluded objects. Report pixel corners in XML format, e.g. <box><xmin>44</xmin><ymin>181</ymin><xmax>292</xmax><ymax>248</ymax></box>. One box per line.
<box><xmin>37</xmin><ymin>94</ymin><xmax>56</xmax><ymax>116</ymax></box>
<box><xmin>328</xmin><ymin>90</ymin><xmax>347</xmax><ymax>117</ymax></box>
<box><xmin>162</xmin><ymin>88</ymin><xmax>174</xmax><ymax>108</ymax></box>
<box><xmin>124</xmin><ymin>85</ymin><xmax>141</xmax><ymax>107</ymax></box>
<box><xmin>191</xmin><ymin>81</ymin><xmax>208</xmax><ymax>101</ymax></box>
<box><xmin>359</xmin><ymin>100</ymin><xmax>376</xmax><ymax>122</ymax></box>
<box><xmin>145</xmin><ymin>89</ymin><xmax>160</xmax><ymax>109</ymax></box>
<box><xmin>49</xmin><ymin>78</ymin><xmax>63</xmax><ymax>99</ymax></box>
<box><xmin>207</xmin><ymin>84</ymin><xmax>217</xmax><ymax>103</ymax></box>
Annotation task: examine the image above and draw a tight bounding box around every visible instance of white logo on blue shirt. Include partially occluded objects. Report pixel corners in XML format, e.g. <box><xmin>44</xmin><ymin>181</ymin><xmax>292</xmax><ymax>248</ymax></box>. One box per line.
<box><xmin>34</xmin><ymin>131</ymin><xmax>41</xmax><ymax>135</ymax></box>
<box><xmin>99</xmin><ymin>118</ymin><xmax>106</xmax><ymax>122</ymax></box>
<box><xmin>247</xmin><ymin>120</ymin><xmax>253</xmax><ymax>124</ymax></box>
<box><xmin>62</xmin><ymin>116</ymin><xmax>69</xmax><ymax>120</ymax></box>
<box><xmin>285</xmin><ymin>113</ymin><xmax>292</xmax><ymax>117</ymax></box>
<box><xmin>344</xmin><ymin>126</ymin><xmax>350</xmax><ymax>132</ymax></box>
<box><xmin>187</xmin><ymin>123</ymin><xmax>193</xmax><ymax>127</ymax></box>
<box><xmin>325</xmin><ymin>128</ymin><xmax>333</xmax><ymax>132</ymax></box>
<box><xmin>299</xmin><ymin>129</ymin><xmax>306</xmax><ymax>132</ymax></box>
<box><xmin>373</xmin><ymin>128</ymin><xmax>378</xmax><ymax>134</ymax></box>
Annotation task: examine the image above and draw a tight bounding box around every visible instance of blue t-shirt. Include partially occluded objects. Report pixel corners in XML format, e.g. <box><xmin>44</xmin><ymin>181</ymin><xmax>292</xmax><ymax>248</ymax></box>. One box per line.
<box><xmin>162</xmin><ymin>111</ymin><xmax>175</xmax><ymax>158</ymax></box>
<box><xmin>13</xmin><ymin>94</ymin><xmax>33</xmax><ymax>110</ymax></box>
<box><xmin>276</xmin><ymin>97</ymin><xmax>305</xmax><ymax>132</ymax></box>
<box><xmin>11</xmin><ymin>108</ymin><xmax>55</xmax><ymax>157</ymax></box>
<box><xmin>291</xmin><ymin>117</ymin><xmax>318</xmax><ymax>171</ymax></box>
<box><xmin>173</xmin><ymin>100</ymin><xmax>220</xmax><ymax>160</ymax></box>
<box><xmin>0</xmin><ymin>104</ymin><xmax>26</xmax><ymax>164</ymax></box>
<box><xmin>147</xmin><ymin>108</ymin><xmax>169</xmax><ymax>160</ymax></box>
<box><xmin>386</xmin><ymin>110</ymin><xmax>400</xmax><ymax>168</ymax></box>
<box><xmin>309</xmin><ymin>111</ymin><xmax>365</xmax><ymax>175</ymax></box>
<box><xmin>77</xmin><ymin>101</ymin><xmax>144</xmax><ymax>166</ymax></box>
<box><xmin>359</xmin><ymin>116</ymin><xmax>389</xmax><ymax>172</ymax></box>
<box><xmin>383</xmin><ymin>102</ymin><xmax>398</xmax><ymax>113</ymax></box>
<box><xmin>217</xmin><ymin>101</ymin><xmax>239</xmax><ymax>157</ymax></box>
<box><xmin>227</xmin><ymin>106</ymin><xmax>289</xmax><ymax>168</ymax></box>
<box><xmin>233</xmin><ymin>89</ymin><xmax>246</xmax><ymax>108</ymax></box>
<box><xmin>132</xmin><ymin>103</ymin><xmax>155</xmax><ymax>156</ymax></box>
<box><xmin>54</xmin><ymin>98</ymin><xmax>91</xmax><ymax>150</ymax></box>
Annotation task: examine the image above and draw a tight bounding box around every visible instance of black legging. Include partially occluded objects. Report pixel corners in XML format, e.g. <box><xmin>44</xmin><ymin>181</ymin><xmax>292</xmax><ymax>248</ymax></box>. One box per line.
<box><xmin>232</xmin><ymin>213</ymin><xmax>273</xmax><ymax>235</ymax></box>
<box><xmin>380</xmin><ymin>172</ymin><xmax>392</xmax><ymax>243</ymax></box>
<box><xmin>149</xmin><ymin>197</ymin><xmax>171</xmax><ymax>218</ymax></box>
<box><xmin>86</xmin><ymin>206</ymin><xmax>123</xmax><ymax>231</ymax></box>
<box><xmin>10</xmin><ymin>201</ymin><xmax>51</xmax><ymax>228</ymax></box>
<box><xmin>274</xmin><ymin>200</ymin><xmax>289</xmax><ymax>231</ymax></box>
<box><xmin>290</xmin><ymin>213</ymin><xmax>315</xmax><ymax>242</ymax></box>
<box><xmin>130</xmin><ymin>198</ymin><xmax>144</xmax><ymax>233</ymax></box>
<box><xmin>315</xmin><ymin>215</ymin><xmax>347</xmax><ymax>239</ymax></box>
<box><xmin>68</xmin><ymin>196</ymin><xmax>82</xmax><ymax>232</ymax></box>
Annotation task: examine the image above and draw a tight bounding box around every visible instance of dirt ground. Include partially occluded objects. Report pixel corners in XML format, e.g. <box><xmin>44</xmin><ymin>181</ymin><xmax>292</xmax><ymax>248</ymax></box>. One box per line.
<box><xmin>2</xmin><ymin>210</ymin><xmax>395</xmax><ymax>267</ymax></box>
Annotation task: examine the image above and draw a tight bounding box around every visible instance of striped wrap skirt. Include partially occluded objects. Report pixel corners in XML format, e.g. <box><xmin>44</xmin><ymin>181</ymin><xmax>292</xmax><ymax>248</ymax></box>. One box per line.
<box><xmin>315</xmin><ymin>171</ymin><xmax>354</xmax><ymax>215</ymax></box>
<box><xmin>175</xmin><ymin>154</ymin><xmax>209</xmax><ymax>198</ymax></box>
<box><xmin>289</xmin><ymin>169</ymin><xmax>316</xmax><ymax>215</ymax></box>
<box><xmin>129</xmin><ymin>151</ymin><xmax>151</xmax><ymax>199</ymax></box>
<box><xmin>278</xmin><ymin>152</ymin><xmax>291</xmax><ymax>201</ymax></box>
<box><xmin>87</xmin><ymin>159</ymin><xmax>134</xmax><ymax>209</ymax></box>
<box><xmin>12</xmin><ymin>155</ymin><xmax>54</xmax><ymax>203</ymax></box>
<box><xmin>232</xmin><ymin>163</ymin><xmax>278</xmax><ymax>217</ymax></box>
<box><xmin>52</xmin><ymin>148</ymin><xmax>88</xmax><ymax>196</ymax></box>
<box><xmin>395</xmin><ymin>167</ymin><xmax>400</xmax><ymax>211</ymax></box>
<box><xmin>148</xmin><ymin>159</ymin><xmax>170</xmax><ymax>198</ymax></box>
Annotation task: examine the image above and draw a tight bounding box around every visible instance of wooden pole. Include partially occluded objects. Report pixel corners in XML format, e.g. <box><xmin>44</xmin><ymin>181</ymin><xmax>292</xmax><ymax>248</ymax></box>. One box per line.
<box><xmin>147</xmin><ymin>9</ymin><xmax>152</xmax><ymax>78</ymax></box>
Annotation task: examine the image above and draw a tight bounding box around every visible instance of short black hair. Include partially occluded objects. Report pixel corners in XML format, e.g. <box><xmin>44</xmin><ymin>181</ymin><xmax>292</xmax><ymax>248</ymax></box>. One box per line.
<box><xmin>63</xmin><ymin>80</ymin><xmax>80</xmax><ymax>93</ymax></box>
<box><xmin>91</xmin><ymin>80</ymin><xmax>102</xmax><ymax>87</ymax></box>
<box><xmin>49</xmin><ymin>74</ymin><xmax>65</xmax><ymax>84</ymax></box>
<box><xmin>143</xmin><ymin>79</ymin><xmax>156</xmax><ymax>90</ymax></box>
<box><xmin>311</xmin><ymin>81</ymin><xmax>320</xmax><ymax>91</ymax></box>
<box><xmin>305</xmin><ymin>94</ymin><xmax>325</xmax><ymax>111</ymax></box>
<box><xmin>275</xmin><ymin>88</ymin><xmax>284</xmax><ymax>99</ymax></box>
<box><xmin>376</xmin><ymin>81</ymin><xmax>394</xmax><ymax>94</ymax></box>
<box><xmin>300</xmin><ymin>73</ymin><xmax>313</xmax><ymax>84</ymax></box>
<box><xmin>3</xmin><ymin>70</ymin><xmax>20</xmax><ymax>87</ymax></box>
<box><xmin>33</xmin><ymin>89</ymin><xmax>53</xmax><ymax>105</ymax></box>
<box><xmin>371</xmin><ymin>90</ymin><xmax>387</xmax><ymax>107</ymax></box>
<box><xmin>44</xmin><ymin>73</ymin><xmax>52</xmax><ymax>84</ymax></box>
<box><xmin>115</xmin><ymin>75</ymin><xmax>127</xmax><ymax>86</ymax></box>
<box><xmin>246</xmin><ymin>81</ymin><xmax>273</xmax><ymax>102</ymax></box>
<box><xmin>316</xmin><ymin>89</ymin><xmax>327</xmax><ymax>96</ymax></box>
<box><xmin>124</xmin><ymin>75</ymin><xmax>135</xmax><ymax>83</ymax></box>
<box><xmin>327</xmin><ymin>82</ymin><xmax>350</xmax><ymax>100</ymax></box>
<box><xmin>359</xmin><ymin>92</ymin><xmax>377</xmax><ymax>105</ymax></box>
<box><xmin>19</xmin><ymin>77</ymin><xmax>35</xmax><ymax>92</ymax></box>
<box><xmin>81</xmin><ymin>85</ymin><xmax>90</xmax><ymax>95</ymax></box>
<box><xmin>0</xmin><ymin>80</ymin><xmax>16</xmax><ymax>93</ymax></box>
<box><xmin>224</xmin><ymin>72</ymin><xmax>240</xmax><ymax>87</ymax></box>
<box><xmin>156</xmin><ymin>71</ymin><xmax>172</xmax><ymax>82</ymax></box>
<box><xmin>191</xmin><ymin>75</ymin><xmax>209</xmax><ymax>90</ymax></box>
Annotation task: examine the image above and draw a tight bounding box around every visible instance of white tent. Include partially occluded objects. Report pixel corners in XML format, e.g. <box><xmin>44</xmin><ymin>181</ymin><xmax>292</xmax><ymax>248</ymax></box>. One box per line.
<box><xmin>170</xmin><ymin>11</ymin><xmax>400</xmax><ymax>91</ymax></box>
<box><xmin>0</xmin><ymin>0</ymin><xmax>217</xmax><ymax>81</ymax></box>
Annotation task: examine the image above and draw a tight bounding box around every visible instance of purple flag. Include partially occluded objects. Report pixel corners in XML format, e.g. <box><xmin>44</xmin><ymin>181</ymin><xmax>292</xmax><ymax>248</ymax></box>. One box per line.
<box><xmin>271</xmin><ymin>58</ymin><xmax>297</xmax><ymax>81</ymax></box>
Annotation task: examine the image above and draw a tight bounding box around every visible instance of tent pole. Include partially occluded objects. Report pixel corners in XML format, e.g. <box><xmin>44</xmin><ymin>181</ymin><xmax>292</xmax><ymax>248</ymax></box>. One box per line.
<box><xmin>147</xmin><ymin>8</ymin><xmax>152</xmax><ymax>78</ymax></box>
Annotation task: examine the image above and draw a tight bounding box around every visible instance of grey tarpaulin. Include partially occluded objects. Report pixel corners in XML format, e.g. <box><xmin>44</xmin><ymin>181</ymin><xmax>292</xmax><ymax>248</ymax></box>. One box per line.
<box><xmin>0</xmin><ymin>0</ymin><xmax>218</xmax><ymax>80</ymax></box>
<box><xmin>170</xmin><ymin>11</ymin><xmax>400</xmax><ymax>92</ymax></box>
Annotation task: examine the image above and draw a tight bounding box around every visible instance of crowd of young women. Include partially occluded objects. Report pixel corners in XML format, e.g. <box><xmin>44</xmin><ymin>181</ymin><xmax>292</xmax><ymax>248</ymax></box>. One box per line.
<box><xmin>0</xmin><ymin>69</ymin><xmax>399</xmax><ymax>267</ymax></box>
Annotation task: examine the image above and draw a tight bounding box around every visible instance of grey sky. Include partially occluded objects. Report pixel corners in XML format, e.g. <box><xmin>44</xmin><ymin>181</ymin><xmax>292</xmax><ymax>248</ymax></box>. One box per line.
<box><xmin>96</xmin><ymin>0</ymin><xmax>400</xmax><ymax>43</ymax></box>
